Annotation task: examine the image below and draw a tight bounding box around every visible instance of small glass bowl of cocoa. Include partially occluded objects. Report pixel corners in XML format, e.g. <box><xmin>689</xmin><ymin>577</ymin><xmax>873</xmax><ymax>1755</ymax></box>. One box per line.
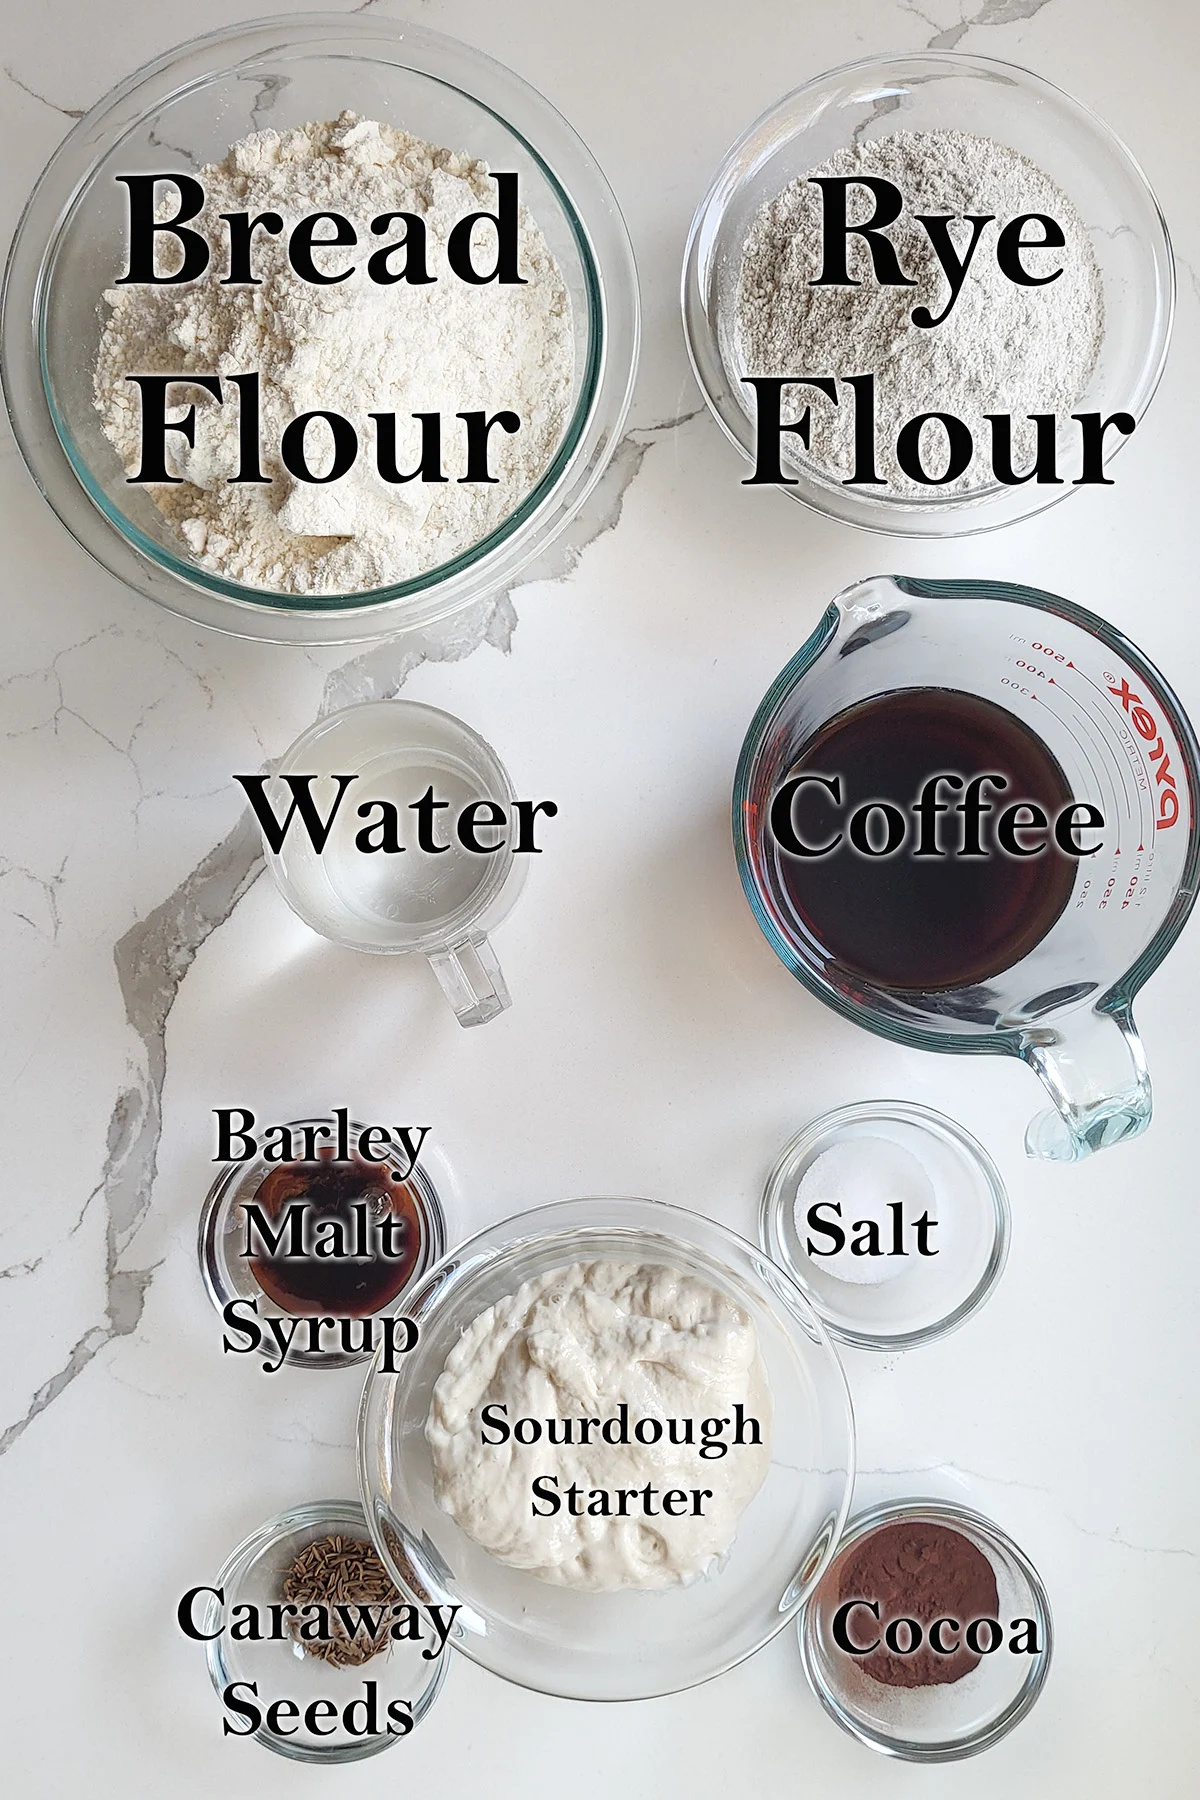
<box><xmin>799</xmin><ymin>1498</ymin><xmax>1052</xmax><ymax>1760</ymax></box>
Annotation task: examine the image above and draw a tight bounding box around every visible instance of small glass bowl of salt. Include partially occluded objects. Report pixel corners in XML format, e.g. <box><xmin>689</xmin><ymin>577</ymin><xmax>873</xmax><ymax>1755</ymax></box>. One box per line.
<box><xmin>759</xmin><ymin>1101</ymin><xmax>1009</xmax><ymax>1350</ymax></box>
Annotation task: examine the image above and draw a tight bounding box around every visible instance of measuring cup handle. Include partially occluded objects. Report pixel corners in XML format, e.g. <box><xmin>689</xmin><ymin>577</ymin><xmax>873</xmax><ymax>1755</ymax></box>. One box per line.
<box><xmin>427</xmin><ymin>932</ymin><xmax>511</xmax><ymax>1028</ymax></box>
<box><xmin>1020</xmin><ymin>1001</ymin><xmax>1152</xmax><ymax>1161</ymax></box>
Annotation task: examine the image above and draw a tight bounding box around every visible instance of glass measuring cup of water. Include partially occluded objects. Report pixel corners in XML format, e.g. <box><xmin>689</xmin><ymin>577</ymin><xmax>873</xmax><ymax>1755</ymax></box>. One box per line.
<box><xmin>734</xmin><ymin>576</ymin><xmax>1200</xmax><ymax>1161</ymax></box>
<box><xmin>262</xmin><ymin>701</ymin><xmax>527</xmax><ymax>1026</ymax></box>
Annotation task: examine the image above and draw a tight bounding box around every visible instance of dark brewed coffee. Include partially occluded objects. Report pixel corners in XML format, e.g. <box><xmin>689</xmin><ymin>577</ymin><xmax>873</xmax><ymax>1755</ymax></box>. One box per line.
<box><xmin>773</xmin><ymin>688</ymin><xmax>1080</xmax><ymax>991</ymax></box>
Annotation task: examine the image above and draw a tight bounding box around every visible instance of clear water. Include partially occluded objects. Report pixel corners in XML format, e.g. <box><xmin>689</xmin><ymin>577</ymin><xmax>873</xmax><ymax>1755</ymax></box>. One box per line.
<box><xmin>320</xmin><ymin>752</ymin><xmax>498</xmax><ymax>933</ymax></box>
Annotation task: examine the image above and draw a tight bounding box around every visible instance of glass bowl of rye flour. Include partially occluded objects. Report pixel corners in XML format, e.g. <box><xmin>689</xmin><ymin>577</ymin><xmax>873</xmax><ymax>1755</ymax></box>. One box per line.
<box><xmin>1</xmin><ymin>14</ymin><xmax>639</xmax><ymax>641</ymax></box>
<box><xmin>357</xmin><ymin>1197</ymin><xmax>856</xmax><ymax>1701</ymax></box>
<box><xmin>682</xmin><ymin>52</ymin><xmax>1174</xmax><ymax>536</ymax></box>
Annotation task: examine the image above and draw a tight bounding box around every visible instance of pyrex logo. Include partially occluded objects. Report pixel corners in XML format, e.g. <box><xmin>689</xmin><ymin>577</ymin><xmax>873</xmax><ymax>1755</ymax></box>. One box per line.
<box><xmin>1108</xmin><ymin>679</ymin><xmax>1181</xmax><ymax>829</ymax></box>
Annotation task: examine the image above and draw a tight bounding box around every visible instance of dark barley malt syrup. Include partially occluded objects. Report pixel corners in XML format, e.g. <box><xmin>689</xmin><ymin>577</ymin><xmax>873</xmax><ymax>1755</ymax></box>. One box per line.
<box><xmin>249</xmin><ymin>1152</ymin><xmax>423</xmax><ymax>1317</ymax></box>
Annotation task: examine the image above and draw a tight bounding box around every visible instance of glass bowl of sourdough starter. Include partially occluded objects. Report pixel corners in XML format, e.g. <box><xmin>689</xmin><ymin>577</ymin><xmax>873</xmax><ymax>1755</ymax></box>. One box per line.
<box><xmin>682</xmin><ymin>52</ymin><xmax>1173</xmax><ymax>536</ymax></box>
<box><xmin>1</xmin><ymin>13</ymin><xmax>639</xmax><ymax>642</ymax></box>
<box><xmin>357</xmin><ymin>1197</ymin><xmax>856</xmax><ymax>1701</ymax></box>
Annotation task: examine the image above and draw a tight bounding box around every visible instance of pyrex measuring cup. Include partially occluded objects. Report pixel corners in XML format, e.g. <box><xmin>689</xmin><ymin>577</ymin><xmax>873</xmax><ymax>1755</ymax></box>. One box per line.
<box><xmin>261</xmin><ymin>700</ymin><xmax>527</xmax><ymax>1027</ymax></box>
<box><xmin>734</xmin><ymin>576</ymin><xmax>1200</xmax><ymax>1161</ymax></box>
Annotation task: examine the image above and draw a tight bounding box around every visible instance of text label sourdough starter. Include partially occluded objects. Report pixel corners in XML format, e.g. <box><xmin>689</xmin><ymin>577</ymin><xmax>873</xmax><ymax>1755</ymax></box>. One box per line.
<box><xmin>426</xmin><ymin>1261</ymin><xmax>772</xmax><ymax>1591</ymax></box>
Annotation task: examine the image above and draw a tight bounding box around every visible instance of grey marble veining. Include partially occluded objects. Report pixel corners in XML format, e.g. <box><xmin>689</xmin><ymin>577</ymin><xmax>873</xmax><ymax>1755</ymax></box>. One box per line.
<box><xmin>0</xmin><ymin>406</ymin><xmax>699</xmax><ymax>1455</ymax></box>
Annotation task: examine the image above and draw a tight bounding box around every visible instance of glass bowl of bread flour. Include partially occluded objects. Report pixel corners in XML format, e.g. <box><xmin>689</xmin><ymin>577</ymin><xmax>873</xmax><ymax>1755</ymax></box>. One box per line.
<box><xmin>357</xmin><ymin>1197</ymin><xmax>855</xmax><ymax>1701</ymax></box>
<box><xmin>2</xmin><ymin>14</ymin><xmax>638</xmax><ymax>641</ymax></box>
<box><xmin>682</xmin><ymin>52</ymin><xmax>1173</xmax><ymax>536</ymax></box>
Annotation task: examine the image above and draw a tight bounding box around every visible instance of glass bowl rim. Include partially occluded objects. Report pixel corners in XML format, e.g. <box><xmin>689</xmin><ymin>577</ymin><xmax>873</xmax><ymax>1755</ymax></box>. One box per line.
<box><xmin>202</xmin><ymin>1496</ymin><xmax>451</xmax><ymax>1763</ymax></box>
<box><xmin>680</xmin><ymin>47</ymin><xmax>1176</xmax><ymax>539</ymax></box>
<box><xmin>798</xmin><ymin>1495</ymin><xmax>1053</xmax><ymax>1762</ymax></box>
<box><xmin>760</xmin><ymin>1099</ymin><xmax>1011</xmax><ymax>1351</ymax></box>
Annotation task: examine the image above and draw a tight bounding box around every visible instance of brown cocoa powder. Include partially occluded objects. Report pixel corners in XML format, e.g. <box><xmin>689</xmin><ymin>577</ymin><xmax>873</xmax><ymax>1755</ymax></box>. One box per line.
<box><xmin>831</xmin><ymin>1519</ymin><xmax>999</xmax><ymax>1689</ymax></box>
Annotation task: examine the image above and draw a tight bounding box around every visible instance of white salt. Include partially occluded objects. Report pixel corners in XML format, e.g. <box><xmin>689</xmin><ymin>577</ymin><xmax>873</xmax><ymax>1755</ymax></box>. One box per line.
<box><xmin>794</xmin><ymin>1136</ymin><xmax>937</xmax><ymax>1286</ymax></box>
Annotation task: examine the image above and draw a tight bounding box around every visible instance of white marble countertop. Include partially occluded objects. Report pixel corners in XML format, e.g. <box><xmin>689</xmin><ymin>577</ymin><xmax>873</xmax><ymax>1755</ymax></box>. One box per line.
<box><xmin>2</xmin><ymin>0</ymin><xmax>1198</xmax><ymax>1793</ymax></box>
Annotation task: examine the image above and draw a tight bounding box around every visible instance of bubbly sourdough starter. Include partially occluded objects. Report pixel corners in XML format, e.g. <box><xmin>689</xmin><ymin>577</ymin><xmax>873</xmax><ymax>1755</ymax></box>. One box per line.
<box><xmin>426</xmin><ymin>1260</ymin><xmax>773</xmax><ymax>1591</ymax></box>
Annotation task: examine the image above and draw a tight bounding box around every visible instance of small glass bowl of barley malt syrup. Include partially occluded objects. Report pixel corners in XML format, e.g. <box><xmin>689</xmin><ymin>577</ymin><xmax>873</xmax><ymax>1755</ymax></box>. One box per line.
<box><xmin>198</xmin><ymin>1118</ymin><xmax>450</xmax><ymax>1371</ymax></box>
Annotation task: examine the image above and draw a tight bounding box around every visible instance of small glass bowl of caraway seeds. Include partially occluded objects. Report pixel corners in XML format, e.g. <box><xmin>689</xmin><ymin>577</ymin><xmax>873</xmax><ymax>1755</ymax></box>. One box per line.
<box><xmin>200</xmin><ymin>1499</ymin><xmax>450</xmax><ymax>1762</ymax></box>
